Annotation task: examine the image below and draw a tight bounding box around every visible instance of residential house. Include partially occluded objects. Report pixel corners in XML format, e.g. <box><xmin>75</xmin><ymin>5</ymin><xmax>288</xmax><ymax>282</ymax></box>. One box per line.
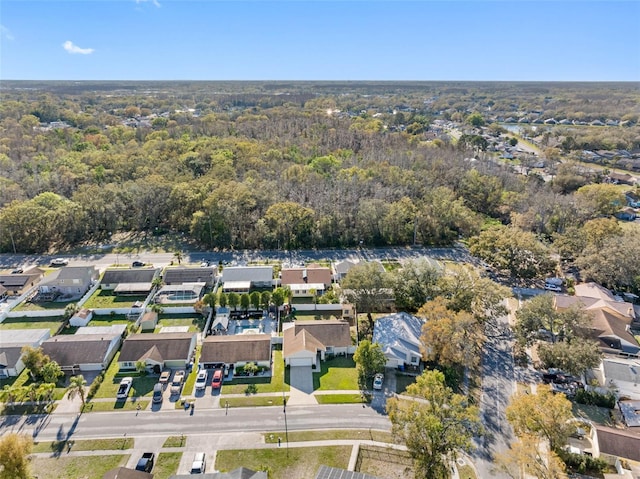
<box><xmin>100</xmin><ymin>268</ymin><xmax>160</xmax><ymax>295</ymax></box>
<box><xmin>591</xmin><ymin>357</ymin><xmax>640</xmax><ymax>400</ymax></box>
<box><xmin>38</xmin><ymin>266</ymin><xmax>98</xmax><ymax>300</ymax></box>
<box><xmin>615</xmin><ymin>207</ymin><xmax>637</xmax><ymax>221</ymax></box>
<box><xmin>625</xmin><ymin>191</ymin><xmax>640</xmax><ymax>208</ymax></box>
<box><xmin>103</xmin><ymin>467</ymin><xmax>153</xmax><ymax>479</ymax></box>
<box><xmin>554</xmin><ymin>283</ymin><xmax>638</xmax><ymax>356</ymax></box>
<box><xmin>221</xmin><ymin>266</ymin><xmax>273</xmax><ymax>293</ymax></box>
<box><xmin>41</xmin><ymin>332</ymin><xmax>122</xmax><ymax>373</ymax></box>
<box><xmin>200</xmin><ymin>334</ymin><xmax>272</xmax><ymax>371</ymax></box>
<box><xmin>618</xmin><ymin>400</ymin><xmax>640</xmax><ymax>427</ymax></box>
<box><xmin>283</xmin><ymin>320</ymin><xmax>353</xmax><ymax>368</ymax></box>
<box><xmin>372</xmin><ymin>312</ymin><xmax>424</xmax><ymax>369</ymax></box>
<box><xmin>607</xmin><ymin>172</ymin><xmax>638</xmax><ymax>186</ymax></box>
<box><xmin>168</xmin><ymin>467</ymin><xmax>267</xmax><ymax>479</ymax></box>
<box><xmin>0</xmin><ymin>284</ymin><xmax>7</xmax><ymax>302</ymax></box>
<box><xmin>153</xmin><ymin>283</ymin><xmax>205</xmax><ymax>304</ymax></box>
<box><xmin>315</xmin><ymin>466</ymin><xmax>383</xmax><ymax>479</ymax></box>
<box><xmin>69</xmin><ymin>308</ymin><xmax>94</xmax><ymax>327</ymax></box>
<box><xmin>594</xmin><ymin>426</ymin><xmax>640</xmax><ymax>463</ymax></box>
<box><xmin>281</xmin><ymin>265</ymin><xmax>332</xmax><ymax>297</ymax></box>
<box><xmin>0</xmin><ymin>329</ymin><xmax>50</xmax><ymax>378</ymax></box>
<box><xmin>0</xmin><ymin>267</ymin><xmax>44</xmax><ymax>296</ymax></box>
<box><xmin>118</xmin><ymin>332</ymin><xmax>197</xmax><ymax>371</ymax></box>
<box><xmin>163</xmin><ymin>266</ymin><xmax>216</xmax><ymax>287</ymax></box>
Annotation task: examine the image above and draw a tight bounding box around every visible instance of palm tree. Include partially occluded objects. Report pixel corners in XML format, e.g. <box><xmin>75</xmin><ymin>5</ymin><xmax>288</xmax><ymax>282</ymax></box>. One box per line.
<box><xmin>36</xmin><ymin>383</ymin><xmax>55</xmax><ymax>403</ymax></box>
<box><xmin>67</xmin><ymin>375</ymin><xmax>87</xmax><ymax>408</ymax></box>
<box><xmin>173</xmin><ymin>251</ymin><xmax>184</xmax><ymax>265</ymax></box>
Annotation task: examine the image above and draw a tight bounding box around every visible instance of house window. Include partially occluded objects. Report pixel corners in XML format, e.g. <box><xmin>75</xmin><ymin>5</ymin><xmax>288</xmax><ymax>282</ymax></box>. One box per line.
<box><xmin>122</xmin><ymin>361</ymin><xmax>135</xmax><ymax>368</ymax></box>
<box><xmin>411</xmin><ymin>356</ymin><xmax>419</xmax><ymax>364</ymax></box>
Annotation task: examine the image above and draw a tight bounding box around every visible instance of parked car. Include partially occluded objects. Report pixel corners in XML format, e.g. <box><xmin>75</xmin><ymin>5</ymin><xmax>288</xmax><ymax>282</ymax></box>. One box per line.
<box><xmin>544</xmin><ymin>283</ymin><xmax>562</xmax><ymax>292</ymax></box>
<box><xmin>10</xmin><ymin>268</ymin><xmax>23</xmax><ymax>274</ymax></box>
<box><xmin>152</xmin><ymin>383</ymin><xmax>163</xmax><ymax>404</ymax></box>
<box><xmin>50</xmin><ymin>258</ymin><xmax>69</xmax><ymax>266</ymax></box>
<box><xmin>116</xmin><ymin>377</ymin><xmax>133</xmax><ymax>400</ymax></box>
<box><xmin>132</xmin><ymin>261</ymin><xmax>145</xmax><ymax>267</ymax></box>
<box><xmin>211</xmin><ymin>369</ymin><xmax>223</xmax><ymax>389</ymax></box>
<box><xmin>135</xmin><ymin>452</ymin><xmax>155</xmax><ymax>472</ymax></box>
<box><xmin>373</xmin><ymin>373</ymin><xmax>384</xmax><ymax>390</ymax></box>
<box><xmin>170</xmin><ymin>370</ymin><xmax>185</xmax><ymax>395</ymax></box>
<box><xmin>159</xmin><ymin>371</ymin><xmax>171</xmax><ymax>385</ymax></box>
<box><xmin>195</xmin><ymin>370</ymin><xmax>208</xmax><ymax>390</ymax></box>
<box><xmin>190</xmin><ymin>452</ymin><xmax>206</xmax><ymax>474</ymax></box>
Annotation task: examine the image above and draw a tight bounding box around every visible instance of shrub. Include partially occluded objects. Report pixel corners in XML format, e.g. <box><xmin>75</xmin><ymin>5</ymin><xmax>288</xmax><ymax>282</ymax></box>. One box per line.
<box><xmin>574</xmin><ymin>389</ymin><xmax>616</xmax><ymax>408</ymax></box>
<box><xmin>87</xmin><ymin>372</ymin><xmax>104</xmax><ymax>400</ymax></box>
<box><xmin>558</xmin><ymin>449</ymin><xmax>609</xmax><ymax>474</ymax></box>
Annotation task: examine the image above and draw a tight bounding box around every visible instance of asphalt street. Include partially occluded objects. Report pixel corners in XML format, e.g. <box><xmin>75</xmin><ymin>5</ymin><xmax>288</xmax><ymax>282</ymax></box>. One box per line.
<box><xmin>471</xmin><ymin>317</ymin><xmax>516</xmax><ymax>478</ymax></box>
<box><xmin>0</xmin><ymin>245</ymin><xmax>476</xmax><ymax>271</ymax></box>
<box><xmin>0</xmin><ymin>404</ymin><xmax>391</xmax><ymax>442</ymax></box>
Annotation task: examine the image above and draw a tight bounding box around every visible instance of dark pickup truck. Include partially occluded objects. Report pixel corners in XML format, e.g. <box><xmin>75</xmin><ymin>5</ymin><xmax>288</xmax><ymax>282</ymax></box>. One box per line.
<box><xmin>135</xmin><ymin>452</ymin><xmax>155</xmax><ymax>472</ymax></box>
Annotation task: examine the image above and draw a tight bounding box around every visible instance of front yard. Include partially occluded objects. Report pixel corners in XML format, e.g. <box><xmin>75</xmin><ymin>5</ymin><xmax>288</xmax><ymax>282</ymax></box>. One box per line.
<box><xmin>30</xmin><ymin>454</ymin><xmax>129</xmax><ymax>479</ymax></box>
<box><xmin>312</xmin><ymin>356</ymin><xmax>359</xmax><ymax>391</ymax></box>
<box><xmin>90</xmin><ymin>352</ymin><xmax>157</xmax><ymax>400</ymax></box>
<box><xmin>221</xmin><ymin>349</ymin><xmax>289</xmax><ymax>394</ymax></box>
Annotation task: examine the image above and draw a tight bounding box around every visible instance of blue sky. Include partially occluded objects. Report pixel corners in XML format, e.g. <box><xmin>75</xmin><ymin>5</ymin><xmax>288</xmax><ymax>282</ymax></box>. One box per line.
<box><xmin>1</xmin><ymin>1</ymin><xmax>639</xmax><ymax>81</ymax></box>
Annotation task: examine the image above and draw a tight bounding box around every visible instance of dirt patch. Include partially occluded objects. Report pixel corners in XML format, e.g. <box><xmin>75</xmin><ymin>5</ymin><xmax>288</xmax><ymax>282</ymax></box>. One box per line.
<box><xmin>356</xmin><ymin>445</ymin><xmax>414</xmax><ymax>479</ymax></box>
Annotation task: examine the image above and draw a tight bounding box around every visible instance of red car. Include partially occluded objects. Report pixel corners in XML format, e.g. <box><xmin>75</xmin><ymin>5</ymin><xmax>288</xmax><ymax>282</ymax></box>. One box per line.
<box><xmin>211</xmin><ymin>369</ymin><xmax>223</xmax><ymax>389</ymax></box>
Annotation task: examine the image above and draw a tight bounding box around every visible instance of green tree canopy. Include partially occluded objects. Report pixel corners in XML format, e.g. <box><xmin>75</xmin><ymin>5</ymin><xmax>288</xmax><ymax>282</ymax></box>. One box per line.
<box><xmin>387</xmin><ymin>369</ymin><xmax>481</xmax><ymax>479</ymax></box>
<box><xmin>353</xmin><ymin>340</ymin><xmax>387</xmax><ymax>384</ymax></box>
<box><xmin>506</xmin><ymin>384</ymin><xmax>575</xmax><ymax>452</ymax></box>
<box><xmin>342</xmin><ymin>261</ymin><xmax>391</xmax><ymax>313</ymax></box>
<box><xmin>0</xmin><ymin>433</ymin><xmax>32</xmax><ymax>479</ymax></box>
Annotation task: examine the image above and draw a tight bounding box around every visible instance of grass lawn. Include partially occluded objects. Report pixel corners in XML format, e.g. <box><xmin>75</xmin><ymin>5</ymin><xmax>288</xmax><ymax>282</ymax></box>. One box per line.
<box><xmin>216</xmin><ymin>446</ymin><xmax>351</xmax><ymax>479</ymax></box>
<box><xmin>458</xmin><ymin>464</ymin><xmax>477</xmax><ymax>479</ymax></box>
<box><xmin>13</xmin><ymin>299</ymin><xmax>77</xmax><ymax>312</ymax></box>
<box><xmin>30</xmin><ymin>454</ymin><xmax>129</xmax><ymax>479</ymax></box>
<box><xmin>0</xmin><ymin>316</ymin><xmax>64</xmax><ymax>335</ymax></box>
<box><xmin>572</xmin><ymin>402</ymin><xmax>615</xmax><ymax>426</ymax></box>
<box><xmin>221</xmin><ymin>350</ymin><xmax>289</xmax><ymax>394</ymax></box>
<box><xmin>312</xmin><ymin>356</ymin><xmax>358</xmax><ymax>391</ymax></box>
<box><xmin>91</xmin><ymin>352</ymin><xmax>157</xmax><ymax>399</ymax></box>
<box><xmin>83</xmin><ymin>289</ymin><xmax>148</xmax><ymax>309</ymax></box>
<box><xmin>87</xmin><ymin>314</ymin><xmax>131</xmax><ymax>327</ymax></box>
<box><xmin>263</xmin><ymin>429</ymin><xmax>394</xmax><ymax>444</ymax></box>
<box><xmin>357</xmin><ymin>445</ymin><xmax>413</xmax><ymax>479</ymax></box>
<box><xmin>222</xmin><ymin>396</ymin><xmax>288</xmax><ymax>408</ymax></box>
<box><xmin>33</xmin><ymin>438</ymin><xmax>134</xmax><ymax>454</ymax></box>
<box><xmin>153</xmin><ymin>452</ymin><xmax>182</xmax><ymax>479</ymax></box>
<box><xmin>163</xmin><ymin>436</ymin><xmax>187</xmax><ymax>448</ymax></box>
<box><xmin>181</xmin><ymin>347</ymin><xmax>201</xmax><ymax>395</ymax></box>
<box><xmin>315</xmin><ymin>393</ymin><xmax>371</xmax><ymax>404</ymax></box>
<box><xmin>394</xmin><ymin>374</ymin><xmax>417</xmax><ymax>395</ymax></box>
<box><xmin>155</xmin><ymin>313</ymin><xmax>205</xmax><ymax>332</ymax></box>
<box><xmin>83</xmin><ymin>399</ymin><xmax>150</xmax><ymax>412</ymax></box>
<box><xmin>1</xmin><ymin>402</ymin><xmax>57</xmax><ymax>415</ymax></box>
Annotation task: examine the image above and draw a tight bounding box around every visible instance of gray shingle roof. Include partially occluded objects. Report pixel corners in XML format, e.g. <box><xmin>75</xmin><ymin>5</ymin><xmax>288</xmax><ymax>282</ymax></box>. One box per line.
<box><xmin>101</xmin><ymin>268</ymin><xmax>159</xmax><ymax>285</ymax></box>
<box><xmin>200</xmin><ymin>335</ymin><xmax>271</xmax><ymax>364</ymax></box>
<box><xmin>119</xmin><ymin>333</ymin><xmax>195</xmax><ymax>363</ymax></box>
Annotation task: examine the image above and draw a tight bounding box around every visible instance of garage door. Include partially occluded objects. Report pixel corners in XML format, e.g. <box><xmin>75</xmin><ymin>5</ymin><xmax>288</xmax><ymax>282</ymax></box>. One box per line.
<box><xmin>289</xmin><ymin>357</ymin><xmax>313</xmax><ymax>367</ymax></box>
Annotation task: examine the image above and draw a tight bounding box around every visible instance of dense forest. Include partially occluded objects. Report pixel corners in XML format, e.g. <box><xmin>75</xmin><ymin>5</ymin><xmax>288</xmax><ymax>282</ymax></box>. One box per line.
<box><xmin>0</xmin><ymin>81</ymin><xmax>638</xmax><ymax>292</ymax></box>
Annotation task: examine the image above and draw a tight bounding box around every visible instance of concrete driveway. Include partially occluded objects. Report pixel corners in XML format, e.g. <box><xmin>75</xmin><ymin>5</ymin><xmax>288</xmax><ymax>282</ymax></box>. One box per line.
<box><xmin>289</xmin><ymin>365</ymin><xmax>313</xmax><ymax>394</ymax></box>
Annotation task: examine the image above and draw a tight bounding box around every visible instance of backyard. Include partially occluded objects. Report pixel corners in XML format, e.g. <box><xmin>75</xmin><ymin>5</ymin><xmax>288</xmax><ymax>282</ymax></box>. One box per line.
<box><xmin>216</xmin><ymin>446</ymin><xmax>351</xmax><ymax>479</ymax></box>
<box><xmin>83</xmin><ymin>289</ymin><xmax>148</xmax><ymax>309</ymax></box>
<box><xmin>155</xmin><ymin>313</ymin><xmax>205</xmax><ymax>332</ymax></box>
<box><xmin>0</xmin><ymin>315</ymin><xmax>64</xmax><ymax>335</ymax></box>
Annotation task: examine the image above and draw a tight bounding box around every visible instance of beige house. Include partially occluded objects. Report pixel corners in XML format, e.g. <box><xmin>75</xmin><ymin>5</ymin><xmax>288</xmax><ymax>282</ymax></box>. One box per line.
<box><xmin>118</xmin><ymin>332</ymin><xmax>197</xmax><ymax>371</ymax></box>
<box><xmin>200</xmin><ymin>334</ymin><xmax>272</xmax><ymax>372</ymax></box>
<box><xmin>283</xmin><ymin>320</ymin><xmax>353</xmax><ymax>368</ymax></box>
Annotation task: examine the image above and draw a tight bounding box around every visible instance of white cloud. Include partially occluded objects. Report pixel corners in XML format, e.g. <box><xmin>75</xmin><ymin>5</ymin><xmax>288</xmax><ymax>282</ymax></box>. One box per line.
<box><xmin>1</xmin><ymin>24</ymin><xmax>15</xmax><ymax>41</ymax></box>
<box><xmin>136</xmin><ymin>0</ymin><xmax>161</xmax><ymax>7</ymax></box>
<box><xmin>63</xmin><ymin>40</ymin><xmax>94</xmax><ymax>55</ymax></box>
